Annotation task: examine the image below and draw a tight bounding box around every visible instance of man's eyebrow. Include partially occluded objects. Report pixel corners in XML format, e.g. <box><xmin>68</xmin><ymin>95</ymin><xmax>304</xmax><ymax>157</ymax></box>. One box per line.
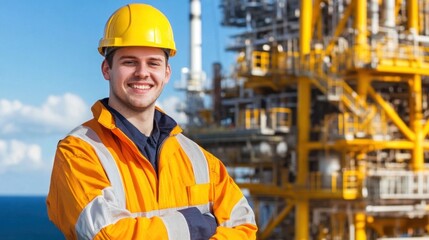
<box><xmin>118</xmin><ymin>55</ymin><xmax>138</xmax><ymax>60</ymax></box>
<box><xmin>147</xmin><ymin>56</ymin><xmax>164</xmax><ymax>62</ymax></box>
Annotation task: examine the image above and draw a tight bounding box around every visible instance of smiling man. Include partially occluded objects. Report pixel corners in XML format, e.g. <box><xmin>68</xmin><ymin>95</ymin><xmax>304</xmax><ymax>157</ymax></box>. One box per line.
<box><xmin>46</xmin><ymin>3</ymin><xmax>257</xmax><ymax>240</ymax></box>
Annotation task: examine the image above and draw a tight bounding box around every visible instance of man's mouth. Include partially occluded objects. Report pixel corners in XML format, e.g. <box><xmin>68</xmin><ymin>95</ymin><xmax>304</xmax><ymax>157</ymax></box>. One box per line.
<box><xmin>130</xmin><ymin>84</ymin><xmax>151</xmax><ymax>90</ymax></box>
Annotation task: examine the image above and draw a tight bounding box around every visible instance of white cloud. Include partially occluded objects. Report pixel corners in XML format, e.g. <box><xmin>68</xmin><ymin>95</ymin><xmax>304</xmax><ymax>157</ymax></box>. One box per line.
<box><xmin>0</xmin><ymin>93</ymin><xmax>91</xmax><ymax>136</ymax></box>
<box><xmin>0</xmin><ymin>93</ymin><xmax>90</xmax><ymax>174</ymax></box>
<box><xmin>0</xmin><ymin>139</ymin><xmax>42</xmax><ymax>173</ymax></box>
<box><xmin>157</xmin><ymin>96</ymin><xmax>188</xmax><ymax>125</ymax></box>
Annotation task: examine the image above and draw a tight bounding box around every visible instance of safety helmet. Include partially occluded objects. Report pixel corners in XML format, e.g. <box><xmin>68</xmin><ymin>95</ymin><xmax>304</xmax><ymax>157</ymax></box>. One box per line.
<box><xmin>98</xmin><ymin>3</ymin><xmax>176</xmax><ymax>57</ymax></box>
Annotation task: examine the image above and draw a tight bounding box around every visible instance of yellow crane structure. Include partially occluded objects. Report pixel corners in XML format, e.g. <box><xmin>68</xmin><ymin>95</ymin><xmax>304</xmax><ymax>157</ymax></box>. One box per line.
<box><xmin>184</xmin><ymin>0</ymin><xmax>429</xmax><ymax>239</ymax></box>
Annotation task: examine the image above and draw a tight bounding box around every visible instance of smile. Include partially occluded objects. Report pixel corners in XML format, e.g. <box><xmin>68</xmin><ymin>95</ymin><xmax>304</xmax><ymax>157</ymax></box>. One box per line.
<box><xmin>130</xmin><ymin>84</ymin><xmax>151</xmax><ymax>90</ymax></box>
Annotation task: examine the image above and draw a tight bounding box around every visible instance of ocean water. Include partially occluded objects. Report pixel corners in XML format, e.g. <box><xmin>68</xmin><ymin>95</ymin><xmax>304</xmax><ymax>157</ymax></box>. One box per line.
<box><xmin>0</xmin><ymin>196</ymin><xmax>63</xmax><ymax>240</ymax></box>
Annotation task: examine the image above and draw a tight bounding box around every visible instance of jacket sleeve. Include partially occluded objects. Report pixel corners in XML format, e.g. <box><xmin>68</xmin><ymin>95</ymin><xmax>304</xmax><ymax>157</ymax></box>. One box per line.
<box><xmin>204</xmin><ymin>150</ymin><xmax>258</xmax><ymax>240</ymax></box>
<box><xmin>46</xmin><ymin>136</ymin><xmax>207</xmax><ymax>240</ymax></box>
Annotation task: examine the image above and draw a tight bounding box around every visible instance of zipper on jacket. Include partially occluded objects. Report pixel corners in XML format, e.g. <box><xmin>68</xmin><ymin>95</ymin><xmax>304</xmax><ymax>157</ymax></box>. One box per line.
<box><xmin>112</xmin><ymin>127</ymin><xmax>159</xmax><ymax>197</ymax></box>
<box><xmin>154</xmin><ymin>134</ymin><xmax>175</xmax><ymax>202</ymax></box>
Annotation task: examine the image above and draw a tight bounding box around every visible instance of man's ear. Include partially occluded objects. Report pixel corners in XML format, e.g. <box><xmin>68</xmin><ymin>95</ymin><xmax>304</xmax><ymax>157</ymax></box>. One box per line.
<box><xmin>164</xmin><ymin>64</ymin><xmax>172</xmax><ymax>84</ymax></box>
<box><xmin>101</xmin><ymin>60</ymin><xmax>110</xmax><ymax>80</ymax></box>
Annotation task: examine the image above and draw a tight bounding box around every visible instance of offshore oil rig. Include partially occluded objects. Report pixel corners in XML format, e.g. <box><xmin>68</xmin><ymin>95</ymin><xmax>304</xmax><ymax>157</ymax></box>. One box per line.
<box><xmin>178</xmin><ymin>0</ymin><xmax>429</xmax><ymax>239</ymax></box>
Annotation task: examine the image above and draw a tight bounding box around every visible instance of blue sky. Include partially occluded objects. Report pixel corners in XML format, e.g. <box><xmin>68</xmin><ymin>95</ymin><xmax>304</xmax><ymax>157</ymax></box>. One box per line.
<box><xmin>0</xmin><ymin>0</ymin><xmax>237</xmax><ymax>195</ymax></box>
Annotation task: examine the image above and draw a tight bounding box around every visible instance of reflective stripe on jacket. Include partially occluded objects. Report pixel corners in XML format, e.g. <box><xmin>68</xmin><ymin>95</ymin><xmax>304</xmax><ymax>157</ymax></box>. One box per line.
<box><xmin>46</xmin><ymin>100</ymin><xmax>257</xmax><ymax>240</ymax></box>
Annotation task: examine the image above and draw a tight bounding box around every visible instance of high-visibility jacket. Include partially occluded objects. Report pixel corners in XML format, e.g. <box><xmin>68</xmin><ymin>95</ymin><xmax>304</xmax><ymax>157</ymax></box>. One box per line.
<box><xmin>47</xmin><ymin>100</ymin><xmax>257</xmax><ymax>240</ymax></box>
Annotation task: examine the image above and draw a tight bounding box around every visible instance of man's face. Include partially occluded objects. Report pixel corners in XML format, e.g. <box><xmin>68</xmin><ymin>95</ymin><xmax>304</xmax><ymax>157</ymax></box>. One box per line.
<box><xmin>102</xmin><ymin>46</ymin><xmax>171</xmax><ymax>114</ymax></box>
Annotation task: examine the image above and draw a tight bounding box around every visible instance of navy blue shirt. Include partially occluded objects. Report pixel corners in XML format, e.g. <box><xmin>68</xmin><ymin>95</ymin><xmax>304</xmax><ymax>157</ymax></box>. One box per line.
<box><xmin>101</xmin><ymin>98</ymin><xmax>176</xmax><ymax>172</ymax></box>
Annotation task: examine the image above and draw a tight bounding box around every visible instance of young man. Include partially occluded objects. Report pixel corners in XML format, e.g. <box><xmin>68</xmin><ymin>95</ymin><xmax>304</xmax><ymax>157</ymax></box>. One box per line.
<box><xmin>46</xmin><ymin>3</ymin><xmax>257</xmax><ymax>240</ymax></box>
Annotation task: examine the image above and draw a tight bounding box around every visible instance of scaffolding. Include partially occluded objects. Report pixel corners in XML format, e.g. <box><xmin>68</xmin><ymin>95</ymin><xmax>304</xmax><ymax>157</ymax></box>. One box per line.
<box><xmin>185</xmin><ymin>0</ymin><xmax>429</xmax><ymax>239</ymax></box>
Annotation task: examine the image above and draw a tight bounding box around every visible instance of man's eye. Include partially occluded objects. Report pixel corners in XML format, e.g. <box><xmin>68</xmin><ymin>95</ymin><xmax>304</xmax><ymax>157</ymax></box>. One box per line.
<box><xmin>149</xmin><ymin>62</ymin><xmax>161</xmax><ymax>66</ymax></box>
<box><xmin>122</xmin><ymin>60</ymin><xmax>136</xmax><ymax>65</ymax></box>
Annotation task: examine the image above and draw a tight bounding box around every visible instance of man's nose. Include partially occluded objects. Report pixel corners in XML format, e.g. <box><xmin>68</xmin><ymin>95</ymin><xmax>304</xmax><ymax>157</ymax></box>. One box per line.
<box><xmin>134</xmin><ymin>63</ymin><xmax>150</xmax><ymax>78</ymax></box>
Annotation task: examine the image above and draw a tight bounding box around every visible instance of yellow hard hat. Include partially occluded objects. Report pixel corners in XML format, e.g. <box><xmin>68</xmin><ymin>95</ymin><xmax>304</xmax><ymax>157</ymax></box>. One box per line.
<box><xmin>98</xmin><ymin>3</ymin><xmax>176</xmax><ymax>57</ymax></box>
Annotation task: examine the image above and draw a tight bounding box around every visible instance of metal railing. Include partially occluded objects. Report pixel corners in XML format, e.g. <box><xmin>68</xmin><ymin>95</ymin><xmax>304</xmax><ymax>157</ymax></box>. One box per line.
<box><xmin>244</xmin><ymin>107</ymin><xmax>292</xmax><ymax>133</ymax></box>
<box><xmin>367</xmin><ymin>170</ymin><xmax>429</xmax><ymax>199</ymax></box>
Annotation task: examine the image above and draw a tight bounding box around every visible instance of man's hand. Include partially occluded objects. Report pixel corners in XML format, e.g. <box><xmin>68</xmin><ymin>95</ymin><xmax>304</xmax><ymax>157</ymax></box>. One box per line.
<box><xmin>179</xmin><ymin>207</ymin><xmax>217</xmax><ymax>239</ymax></box>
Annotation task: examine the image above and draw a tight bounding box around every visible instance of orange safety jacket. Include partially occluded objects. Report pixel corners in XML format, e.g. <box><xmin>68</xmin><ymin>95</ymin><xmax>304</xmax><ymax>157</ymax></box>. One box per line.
<box><xmin>47</xmin><ymin>100</ymin><xmax>257</xmax><ymax>239</ymax></box>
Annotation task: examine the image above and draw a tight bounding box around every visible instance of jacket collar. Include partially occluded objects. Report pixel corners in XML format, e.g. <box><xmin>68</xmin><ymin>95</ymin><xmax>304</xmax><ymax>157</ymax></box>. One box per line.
<box><xmin>91</xmin><ymin>99</ymin><xmax>183</xmax><ymax>136</ymax></box>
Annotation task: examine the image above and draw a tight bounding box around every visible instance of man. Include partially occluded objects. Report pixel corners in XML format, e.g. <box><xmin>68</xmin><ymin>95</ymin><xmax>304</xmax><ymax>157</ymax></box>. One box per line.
<box><xmin>46</xmin><ymin>3</ymin><xmax>257</xmax><ymax>240</ymax></box>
